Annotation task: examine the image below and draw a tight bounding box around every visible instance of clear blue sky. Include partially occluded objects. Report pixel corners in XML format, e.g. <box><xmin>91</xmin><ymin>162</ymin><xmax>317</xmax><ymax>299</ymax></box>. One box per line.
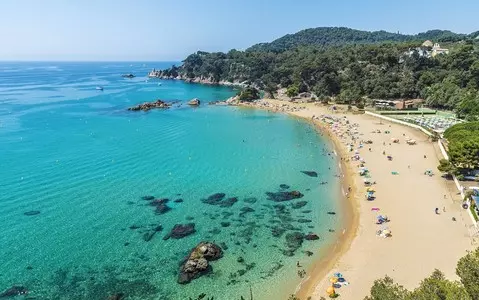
<box><xmin>1</xmin><ymin>0</ymin><xmax>478</xmax><ymax>61</ymax></box>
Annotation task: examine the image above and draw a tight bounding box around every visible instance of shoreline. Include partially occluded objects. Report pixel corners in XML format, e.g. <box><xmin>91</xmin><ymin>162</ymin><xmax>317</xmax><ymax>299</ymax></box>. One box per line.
<box><xmin>237</xmin><ymin>101</ymin><xmax>360</xmax><ymax>299</ymax></box>
<box><xmin>294</xmin><ymin>118</ymin><xmax>360</xmax><ymax>299</ymax></box>
<box><xmin>237</xmin><ymin>99</ymin><xmax>474</xmax><ymax>299</ymax></box>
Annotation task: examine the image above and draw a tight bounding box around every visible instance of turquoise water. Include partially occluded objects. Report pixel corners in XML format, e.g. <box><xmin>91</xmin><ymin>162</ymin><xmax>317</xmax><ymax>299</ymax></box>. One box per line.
<box><xmin>0</xmin><ymin>62</ymin><xmax>341</xmax><ymax>300</ymax></box>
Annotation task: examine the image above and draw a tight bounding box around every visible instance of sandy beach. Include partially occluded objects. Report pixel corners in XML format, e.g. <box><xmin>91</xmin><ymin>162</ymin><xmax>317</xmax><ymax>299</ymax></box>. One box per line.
<box><xmin>242</xmin><ymin>99</ymin><xmax>475</xmax><ymax>300</ymax></box>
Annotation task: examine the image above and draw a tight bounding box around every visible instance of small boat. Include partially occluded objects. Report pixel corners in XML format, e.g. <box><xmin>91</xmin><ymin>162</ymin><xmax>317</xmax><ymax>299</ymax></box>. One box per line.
<box><xmin>122</xmin><ymin>73</ymin><xmax>135</xmax><ymax>78</ymax></box>
<box><xmin>96</xmin><ymin>86</ymin><xmax>104</xmax><ymax>91</ymax></box>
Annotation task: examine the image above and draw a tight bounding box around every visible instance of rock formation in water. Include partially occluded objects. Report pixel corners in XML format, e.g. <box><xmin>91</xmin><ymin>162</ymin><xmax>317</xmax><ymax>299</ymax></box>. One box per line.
<box><xmin>127</xmin><ymin>100</ymin><xmax>171</xmax><ymax>111</ymax></box>
<box><xmin>201</xmin><ymin>193</ymin><xmax>238</xmax><ymax>207</ymax></box>
<box><xmin>304</xmin><ymin>233</ymin><xmax>320</xmax><ymax>240</ymax></box>
<box><xmin>187</xmin><ymin>98</ymin><xmax>200</xmax><ymax>106</ymax></box>
<box><xmin>0</xmin><ymin>286</ymin><xmax>28</xmax><ymax>297</ymax></box>
<box><xmin>23</xmin><ymin>211</ymin><xmax>40</xmax><ymax>216</ymax></box>
<box><xmin>265</xmin><ymin>190</ymin><xmax>304</xmax><ymax>202</ymax></box>
<box><xmin>301</xmin><ymin>171</ymin><xmax>318</xmax><ymax>177</ymax></box>
<box><xmin>291</xmin><ymin>201</ymin><xmax>307</xmax><ymax>209</ymax></box>
<box><xmin>178</xmin><ymin>242</ymin><xmax>223</xmax><ymax>284</ymax></box>
<box><xmin>163</xmin><ymin>223</ymin><xmax>196</xmax><ymax>240</ymax></box>
<box><xmin>143</xmin><ymin>225</ymin><xmax>163</xmax><ymax>242</ymax></box>
<box><xmin>283</xmin><ymin>232</ymin><xmax>304</xmax><ymax>256</ymax></box>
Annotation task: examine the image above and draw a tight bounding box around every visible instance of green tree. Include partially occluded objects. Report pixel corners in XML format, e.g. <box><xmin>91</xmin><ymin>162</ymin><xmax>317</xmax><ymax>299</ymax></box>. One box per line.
<box><xmin>456</xmin><ymin>248</ymin><xmax>479</xmax><ymax>299</ymax></box>
<box><xmin>437</xmin><ymin>159</ymin><xmax>457</xmax><ymax>176</ymax></box>
<box><xmin>409</xmin><ymin>269</ymin><xmax>471</xmax><ymax>300</ymax></box>
<box><xmin>286</xmin><ymin>85</ymin><xmax>300</xmax><ymax>97</ymax></box>
<box><xmin>238</xmin><ymin>87</ymin><xmax>260</xmax><ymax>102</ymax></box>
<box><xmin>364</xmin><ymin>276</ymin><xmax>409</xmax><ymax>300</ymax></box>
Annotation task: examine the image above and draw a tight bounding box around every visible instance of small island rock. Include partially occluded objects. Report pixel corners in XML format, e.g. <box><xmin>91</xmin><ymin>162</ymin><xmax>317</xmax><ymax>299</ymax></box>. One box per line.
<box><xmin>178</xmin><ymin>242</ymin><xmax>223</xmax><ymax>284</ymax></box>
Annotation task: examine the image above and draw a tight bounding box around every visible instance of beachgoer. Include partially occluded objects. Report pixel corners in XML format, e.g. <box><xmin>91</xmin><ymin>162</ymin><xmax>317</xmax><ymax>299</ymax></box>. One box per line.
<box><xmin>424</xmin><ymin>155</ymin><xmax>427</xmax><ymax>159</ymax></box>
<box><xmin>408</xmin><ymin>165</ymin><xmax>410</xmax><ymax>169</ymax></box>
<box><xmin>435</xmin><ymin>207</ymin><xmax>439</xmax><ymax>214</ymax></box>
<box><xmin>444</xmin><ymin>194</ymin><xmax>447</xmax><ymax>199</ymax></box>
<box><xmin>443</xmin><ymin>207</ymin><xmax>446</xmax><ymax>212</ymax></box>
<box><xmin>297</xmin><ymin>261</ymin><xmax>300</xmax><ymax>267</ymax></box>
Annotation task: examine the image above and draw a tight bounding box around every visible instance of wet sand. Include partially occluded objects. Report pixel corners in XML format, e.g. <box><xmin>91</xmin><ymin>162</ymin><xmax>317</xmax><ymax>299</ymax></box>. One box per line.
<box><xmin>241</xmin><ymin>99</ymin><xmax>474</xmax><ymax>300</ymax></box>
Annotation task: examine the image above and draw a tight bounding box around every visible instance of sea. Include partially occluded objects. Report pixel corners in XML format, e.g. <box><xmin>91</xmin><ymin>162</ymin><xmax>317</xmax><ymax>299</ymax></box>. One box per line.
<box><xmin>0</xmin><ymin>62</ymin><xmax>342</xmax><ymax>300</ymax></box>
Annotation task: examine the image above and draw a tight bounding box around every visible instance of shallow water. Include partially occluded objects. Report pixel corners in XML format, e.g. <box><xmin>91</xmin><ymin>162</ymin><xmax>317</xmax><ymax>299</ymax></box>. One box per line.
<box><xmin>0</xmin><ymin>62</ymin><xmax>342</xmax><ymax>300</ymax></box>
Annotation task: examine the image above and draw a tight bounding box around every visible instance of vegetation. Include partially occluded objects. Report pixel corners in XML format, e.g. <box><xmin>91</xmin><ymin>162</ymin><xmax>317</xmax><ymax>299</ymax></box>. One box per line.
<box><xmin>159</xmin><ymin>27</ymin><xmax>479</xmax><ymax>120</ymax></box>
<box><xmin>238</xmin><ymin>87</ymin><xmax>260</xmax><ymax>101</ymax></box>
<box><xmin>442</xmin><ymin>122</ymin><xmax>479</xmax><ymax>172</ymax></box>
<box><xmin>364</xmin><ymin>247</ymin><xmax>479</xmax><ymax>300</ymax></box>
<box><xmin>247</xmin><ymin>27</ymin><xmax>470</xmax><ymax>52</ymax></box>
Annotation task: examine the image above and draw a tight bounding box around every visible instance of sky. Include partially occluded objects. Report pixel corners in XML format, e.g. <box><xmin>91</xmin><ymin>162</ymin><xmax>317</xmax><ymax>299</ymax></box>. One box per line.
<box><xmin>0</xmin><ymin>0</ymin><xmax>478</xmax><ymax>61</ymax></box>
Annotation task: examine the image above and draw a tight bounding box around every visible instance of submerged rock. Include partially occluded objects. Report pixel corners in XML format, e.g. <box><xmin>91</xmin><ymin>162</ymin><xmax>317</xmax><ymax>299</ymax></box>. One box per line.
<box><xmin>174</xmin><ymin>198</ymin><xmax>184</xmax><ymax>203</ymax></box>
<box><xmin>143</xmin><ymin>225</ymin><xmax>163</xmax><ymax>242</ymax></box>
<box><xmin>291</xmin><ymin>201</ymin><xmax>307</xmax><ymax>209</ymax></box>
<box><xmin>202</xmin><ymin>193</ymin><xmax>238</xmax><ymax>207</ymax></box>
<box><xmin>220</xmin><ymin>222</ymin><xmax>231</xmax><ymax>228</ymax></box>
<box><xmin>266</xmin><ymin>191</ymin><xmax>304</xmax><ymax>202</ymax></box>
<box><xmin>23</xmin><ymin>211</ymin><xmax>40</xmax><ymax>216</ymax></box>
<box><xmin>0</xmin><ymin>286</ymin><xmax>28</xmax><ymax>297</ymax></box>
<box><xmin>155</xmin><ymin>203</ymin><xmax>171</xmax><ymax>214</ymax></box>
<box><xmin>219</xmin><ymin>197</ymin><xmax>238</xmax><ymax>207</ymax></box>
<box><xmin>279</xmin><ymin>184</ymin><xmax>290</xmax><ymax>189</ymax></box>
<box><xmin>243</xmin><ymin>197</ymin><xmax>258</xmax><ymax>204</ymax></box>
<box><xmin>284</xmin><ymin>232</ymin><xmax>304</xmax><ymax>254</ymax></box>
<box><xmin>203</xmin><ymin>193</ymin><xmax>226</xmax><ymax>204</ymax></box>
<box><xmin>239</xmin><ymin>206</ymin><xmax>255</xmax><ymax>217</ymax></box>
<box><xmin>141</xmin><ymin>195</ymin><xmax>155</xmax><ymax>200</ymax></box>
<box><xmin>301</xmin><ymin>171</ymin><xmax>318</xmax><ymax>177</ymax></box>
<box><xmin>304</xmin><ymin>233</ymin><xmax>320</xmax><ymax>240</ymax></box>
<box><xmin>304</xmin><ymin>250</ymin><xmax>314</xmax><ymax>256</ymax></box>
<box><xmin>107</xmin><ymin>293</ymin><xmax>125</xmax><ymax>300</ymax></box>
<box><xmin>178</xmin><ymin>242</ymin><xmax>223</xmax><ymax>284</ymax></box>
<box><xmin>164</xmin><ymin>223</ymin><xmax>196</xmax><ymax>240</ymax></box>
<box><xmin>297</xmin><ymin>219</ymin><xmax>312</xmax><ymax>223</ymax></box>
<box><xmin>150</xmin><ymin>198</ymin><xmax>169</xmax><ymax>206</ymax></box>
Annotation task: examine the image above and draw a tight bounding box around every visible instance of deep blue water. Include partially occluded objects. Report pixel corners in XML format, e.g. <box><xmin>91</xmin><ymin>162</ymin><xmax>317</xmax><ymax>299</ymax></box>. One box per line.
<box><xmin>0</xmin><ymin>62</ymin><xmax>341</xmax><ymax>299</ymax></box>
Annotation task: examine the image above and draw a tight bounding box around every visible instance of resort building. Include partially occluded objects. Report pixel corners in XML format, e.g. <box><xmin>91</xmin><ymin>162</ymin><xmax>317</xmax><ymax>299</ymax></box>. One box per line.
<box><xmin>432</xmin><ymin>43</ymin><xmax>449</xmax><ymax>57</ymax></box>
<box><xmin>422</xmin><ymin>40</ymin><xmax>434</xmax><ymax>47</ymax></box>
<box><xmin>374</xmin><ymin>99</ymin><xmax>423</xmax><ymax>110</ymax></box>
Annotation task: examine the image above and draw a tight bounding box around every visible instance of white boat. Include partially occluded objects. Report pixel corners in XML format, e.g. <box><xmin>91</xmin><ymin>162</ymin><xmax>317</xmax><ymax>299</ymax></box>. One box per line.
<box><xmin>96</xmin><ymin>86</ymin><xmax>104</xmax><ymax>91</ymax></box>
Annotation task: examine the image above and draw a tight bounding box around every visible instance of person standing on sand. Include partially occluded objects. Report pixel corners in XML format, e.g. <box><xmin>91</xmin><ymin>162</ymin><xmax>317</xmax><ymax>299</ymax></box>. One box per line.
<box><xmin>435</xmin><ymin>208</ymin><xmax>440</xmax><ymax>214</ymax></box>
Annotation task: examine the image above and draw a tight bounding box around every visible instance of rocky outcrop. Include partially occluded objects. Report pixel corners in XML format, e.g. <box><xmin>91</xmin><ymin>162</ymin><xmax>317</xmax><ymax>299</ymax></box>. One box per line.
<box><xmin>178</xmin><ymin>242</ymin><xmax>223</xmax><ymax>284</ymax></box>
<box><xmin>127</xmin><ymin>100</ymin><xmax>171</xmax><ymax>111</ymax></box>
<box><xmin>122</xmin><ymin>74</ymin><xmax>135</xmax><ymax>78</ymax></box>
<box><xmin>163</xmin><ymin>223</ymin><xmax>196</xmax><ymax>240</ymax></box>
<box><xmin>188</xmin><ymin>98</ymin><xmax>200</xmax><ymax>106</ymax></box>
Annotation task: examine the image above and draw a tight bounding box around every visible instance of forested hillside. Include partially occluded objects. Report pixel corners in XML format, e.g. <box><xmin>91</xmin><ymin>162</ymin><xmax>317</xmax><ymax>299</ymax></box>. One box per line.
<box><xmin>247</xmin><ymin>27</ymin><xmax>468</xmax><ymax>52</ymax></box>
<box><xmin>157</xmin><ymin>27</ymin><xmax>479</xmax><ymax>120</ymax></box>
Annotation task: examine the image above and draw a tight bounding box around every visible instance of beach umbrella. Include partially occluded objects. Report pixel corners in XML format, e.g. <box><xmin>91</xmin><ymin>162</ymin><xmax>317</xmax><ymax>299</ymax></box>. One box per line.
<box><xmin>326</xmin><ymin>286</ymin><xmax>335</xmax><ymax>295</ymax></box>
<box><xmin>330</xmin><ymin>277</ymin><xmax>338</xmax><ymax>283</ymax></box>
